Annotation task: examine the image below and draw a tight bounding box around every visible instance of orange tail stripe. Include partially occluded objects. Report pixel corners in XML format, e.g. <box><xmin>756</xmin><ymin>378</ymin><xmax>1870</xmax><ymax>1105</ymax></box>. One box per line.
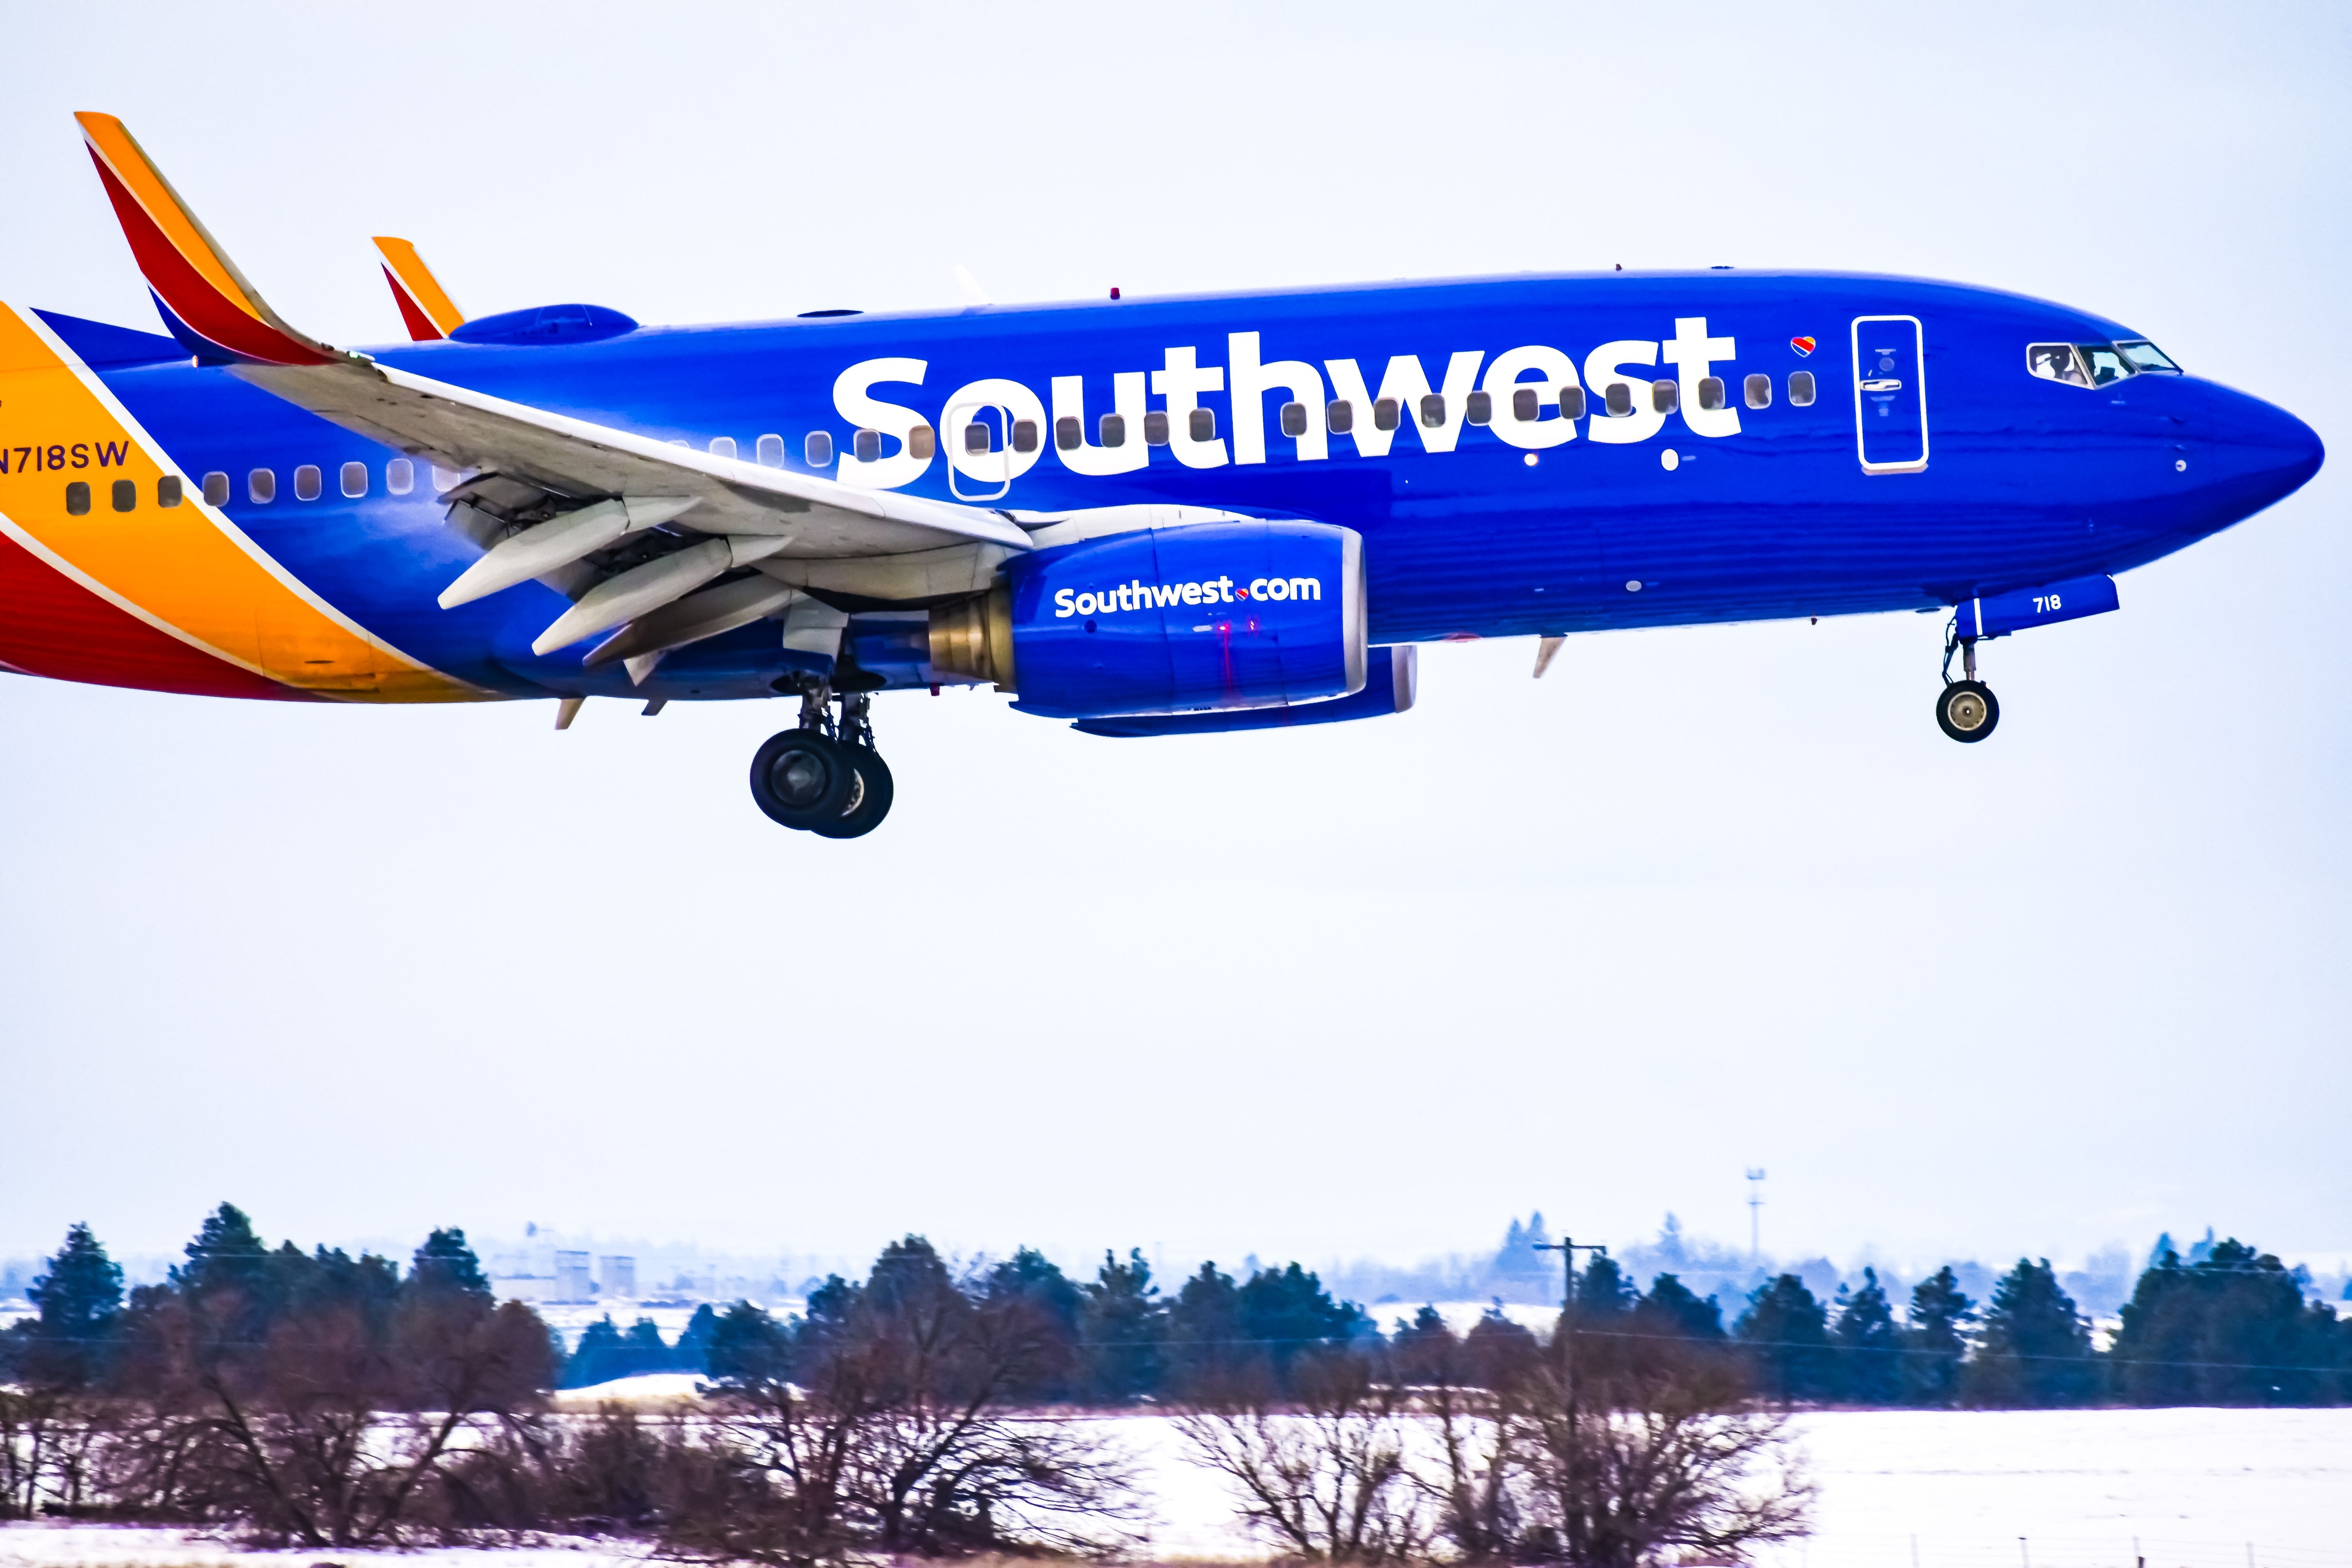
<box><xmin>0</xmin><ymin>305</ymin><xmax>479</xmax><ymax>702</ymax></box>
<box><xmin>73</xmin><ymin>113</ymin><xmax>262</xmax><ymax>326</ymax></box>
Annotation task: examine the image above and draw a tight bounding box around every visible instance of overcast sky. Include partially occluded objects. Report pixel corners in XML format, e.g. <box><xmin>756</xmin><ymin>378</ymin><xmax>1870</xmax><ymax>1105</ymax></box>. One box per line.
<box><xmin>0</xmin><ymin>2</ymin><xmax>2345</xmax><ymax>1281</ymax></box>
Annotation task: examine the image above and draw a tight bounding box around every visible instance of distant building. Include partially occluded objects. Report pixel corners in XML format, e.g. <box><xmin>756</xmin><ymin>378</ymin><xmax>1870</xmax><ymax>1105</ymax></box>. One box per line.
<box><xmin>554</xmin><ymin>1250</ymin><xmax>593</xmax><ymax>1301</ymax></box>
<box><xmin>600</xmin><ymin>1255</ymin><xmax>637</xmax><ymax>1301</ymax></box>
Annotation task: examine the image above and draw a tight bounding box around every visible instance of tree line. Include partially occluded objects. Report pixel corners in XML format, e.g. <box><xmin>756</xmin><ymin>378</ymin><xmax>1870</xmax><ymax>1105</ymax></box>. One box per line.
<box><xmin>5</xmin><ymin>1207</ymin><xmax>2348</xmax><ymax>1558</ymax></box>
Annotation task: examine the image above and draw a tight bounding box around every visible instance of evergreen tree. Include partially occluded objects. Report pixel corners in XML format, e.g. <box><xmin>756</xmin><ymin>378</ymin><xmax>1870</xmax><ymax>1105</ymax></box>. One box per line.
<box><xmin>704</xmin><ymin>1300</ymin><xmax>791</xmax><ymax>1387</ymax></box>
<box><xmin>410</xmin><ymin>1227</ymin><xmax>492</xmax><ymax>1298</ymax></box>
<box><xmin>1968</xmin><ymin>1258</ymin><xmax>2094</xmax><ymax>1406</ymax></box>
<box><xmin>171</xmin><ymin>1202</ymin><xmax>272</xmax><ymax>1302</ymax></box>
<box><xmin>1633</xmin><ymin>1273</ymin><xmax>1727</xmax><ymax>1342</ymax></box>
<box><xmin>985</xmin><ymin>1247</ymin><xmax>1083</xmax><ymax>1400</ymax></box>
<box><xmin>2111</xmin><ymin>1238</ymin><xmax>2343</xmax><ymax>1405</ymax></box>
<box><xmin>26</xmin><ymin>1222</ymin><xmax>123</xmax><ymax>1387</ymax></box>
<box><xmin>1903</xmin><ymin>1266</ymin><xmax>1973</xmax><ymax>1406</ymax></box>
<box><xmin>1831</xmin><ymin>1267</ymin><xmax>1902</xmax><ymax>1404</ymax></box>
<box><xmin>1078</xmin><ymin>1249</ymin><xmax>1166</xmax><ymax>1403</ymax></box>
<box><xmin>674</xmin><ymin>1303</ymin><xmax>720</xmax><ymax>1374</ymax></box>
<box><xmin>866</xmin><ymin>1235</ymin><xmax>956</xmax><ymax>1315</ymax></box>
<box><xmin>1734</xmin><ymin>1274</ymin><xmax>1834</xmax><ymax>1402</ymax></box>
<box><xmin>564</xmin><ymin>1315</ymin><xmax>626</xmax><ymax>1387</ymax></box>
<box><xmin>1574</xmin><ymin>1255</ymin><xmax>1638</xmax><ymax>1319</ymax></box>
<box><xmin>1235</xmin><ymin>1262</ymin><xmax>1367</xmax><ymax>1375</ymax></box>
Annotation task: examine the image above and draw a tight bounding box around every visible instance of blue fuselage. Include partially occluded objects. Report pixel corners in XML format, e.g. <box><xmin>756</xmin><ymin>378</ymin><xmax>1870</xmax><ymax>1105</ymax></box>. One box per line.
<box><xmin>92</xmin><ymin>270</ymin><xmax>2324</xmax><ymax>703</ymax></box>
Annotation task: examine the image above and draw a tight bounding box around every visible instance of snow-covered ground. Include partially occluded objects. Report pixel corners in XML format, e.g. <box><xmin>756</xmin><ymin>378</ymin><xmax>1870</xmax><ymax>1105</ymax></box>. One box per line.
<box><xmin>2</xmin><ymin>1408</ymin><xmax>2343</xmax><ymax>1567</ymax></box>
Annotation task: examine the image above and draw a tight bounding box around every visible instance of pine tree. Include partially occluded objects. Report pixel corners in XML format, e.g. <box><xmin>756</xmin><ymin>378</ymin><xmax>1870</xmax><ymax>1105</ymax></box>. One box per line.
<box><xmin>171</xmin><ymin>1202</ymin><xmax>271</xmax><ymax>1300</ymax></box>
<box><xmin>674</xmin><ymin>1303</ymin><xmax>720</xmax><ymax>1374</ymax></box>
<box><xmin>1902</xmin><ymin>1266</ymin><xmax>1973</xmax><ymax>1406</ymax></box>
<box><xmin>1633</xmin><ymin>1273</ymin><xmax>1727</xmax><ymax>1342</ymax></box>
<box><xmin>565</xmin><ymin>1314</ymin><xmax>625</xmax><ymax>1388</ymax></box>
<box><xmin>410</xmin><ymin>1227</ymin><xmax>492</xmax><ymax>1298</ymax></box>
<box><xmin>1235</xmin><ymin>1262</ymin><xmax>1366</xmax><ymax>1376</ymax></box>
<box><xmin>1575</xmin><ymin>1255</ymin><xmax>1638</xmax><ymax>1319</ymax></box>
<box><xmin>27</xmin><ymin>1222</ymin><xmax>123</xmax><ymax>1387</ymax></box>
<box><xmin>1831</xmin><ymin>1267</ymin><xmax>1902</xmax><ymax>1404</ymax></box>
<box><xmin>1968</xmin><ymin>1259</ymin><xmax>2094</xmax><ymax>1406</ymax></box>
<box><xmin>704</xmin><ymin>1300</ymin><xmax>791</xmax><ymax>1387</ymax></box>
<box><xmin>1735</xmin><ymin>1274</ymin><xmax>1834</xmax><ymax>1403</ymax></box>
<box><xmin>1079</xmin><ymin>1249</ymin><xmax>1166</xmax><ymax>1403</ymax></box>
<box><xmin>2112</xmin><ymin>1238</ymin><xmax>2339</xmax><ymax>1405</ymax></box>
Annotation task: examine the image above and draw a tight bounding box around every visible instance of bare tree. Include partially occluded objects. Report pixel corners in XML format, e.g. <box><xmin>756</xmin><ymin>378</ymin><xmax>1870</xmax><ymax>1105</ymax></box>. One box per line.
<box><xmin>1510</xmin><ymin>1348</ymin><xmax>1813</xmax><ymax>1568</ymax></box>
<box><xmin>1176</xmin><ymin>1349</ymin><xmax>1432</xmax><ymax>1563</ymax></box>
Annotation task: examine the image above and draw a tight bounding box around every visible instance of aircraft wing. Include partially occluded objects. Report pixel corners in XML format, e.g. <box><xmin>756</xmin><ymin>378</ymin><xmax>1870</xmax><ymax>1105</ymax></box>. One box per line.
<box><xmin>232</xmin><ymin>356</ymin><xmax>1031</xmax><ymax>555</ymax></box>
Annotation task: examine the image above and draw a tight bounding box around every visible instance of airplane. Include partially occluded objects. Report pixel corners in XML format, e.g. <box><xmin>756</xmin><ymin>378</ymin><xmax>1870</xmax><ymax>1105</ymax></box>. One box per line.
<box><xmin>0</xmin><ymin>113</ymin><xmax>2321</xmax><ymax>838</ymax></box>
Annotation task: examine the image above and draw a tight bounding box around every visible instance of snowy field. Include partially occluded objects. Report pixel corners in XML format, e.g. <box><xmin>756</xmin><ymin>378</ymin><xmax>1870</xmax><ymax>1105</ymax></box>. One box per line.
<box><xmin>2</xmin><ymin>1408</ymin><xmax>2343</xmax><ymax>1568</ymax></box>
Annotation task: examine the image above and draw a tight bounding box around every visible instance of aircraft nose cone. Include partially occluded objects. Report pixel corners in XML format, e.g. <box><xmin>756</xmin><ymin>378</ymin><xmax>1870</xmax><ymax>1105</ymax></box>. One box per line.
<box><xmin>2209</xmin><ymin>383</ymin><xmax>2324</xmax><ymax>512</ymax></box>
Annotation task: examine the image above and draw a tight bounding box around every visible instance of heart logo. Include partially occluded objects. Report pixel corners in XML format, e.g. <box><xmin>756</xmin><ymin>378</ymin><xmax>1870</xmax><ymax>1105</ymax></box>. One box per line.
<box><xmin>1790</xmin><ymin>336</ymin><xmax>1817</xmax><ymax>357</ymax></box>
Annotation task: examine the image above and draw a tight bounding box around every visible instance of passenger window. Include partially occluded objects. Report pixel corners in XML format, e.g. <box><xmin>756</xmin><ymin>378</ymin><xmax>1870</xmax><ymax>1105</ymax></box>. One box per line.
<box><xmin>1744</xmin><ymin>373</ymin><xmax>1772</xmax><ymax>409</ymax></box>
<box><xmin>1327</xmin><ymin>399</ymin><xmax>1354</xmax><ymax>434</ymax></box>
<box><xmin>855</xmin><ymin>428</ymin><xmax>882</xmax><ymax>462</ymax></box>
<box><xmin>386</xmin><ymin>458</ymin><xmax>414</xmax><ymax>494</ymax></box>
<box><xmin>1788</xmin><ymin>371</ymin><xmax>1816</xmax><ymax>407</ymax></box>
<box><xmin>1100</xmin><ymin>412</ymin><xmax>1127</xmax><ymax>448</ymax></box>
<box><xmin>340</xmin><ymin>461</ymin><xmax>368</xmax><ymax>498</ymax></box>
<box><xmin>1651</xmin><ymin>379</ymin><xmax>1678</xmax><ymax>414</ymax></box>
<box><xmin>963</xmin><ymin>421</ymin><xmax>993</xmax><ymax>456</ymax></box>
<box><xmin>2078</xmin><ymin>344</ymin><xmax>2134</xmax><ymax>386</ymax></box>
<box><xmin>65</xmin><ymin>481</ymin><xmax>90</xmax><ymax>515</ymax></box>
<box><xmin>1012</xmin><ymin>418</ymin><xmax>1040</xmax><ymax>454</ymax></box>
<box><xmin>1604</xmin><ymin>382</ymin><xmax>1633</xmax><ymax>417</ymax></box>
<box><xmin>112</xmin><ymin>479</ymin><xmax>136</xmax><ymax>512</ymax></box>
<box><xmin>1465</xmin><ymin>390</ymin><xmax>1492</xmax><ymax>425</ymax></box>
<box><xmin>1056</xmin><ymin>415</ymin><xmax>1082</xmax><ymax>451</ymax></box>
<box><xmin>2116</xmin><ymin>339</ymin><xmax>2179</xmax><ymax>372</ymax></box>
<box><xmin>1697</xmin><ymin>376</ymin><xmax>1726</xmax><ymax>411</ymax></box>
<box><xmin>755</xmin><ymin>434</ymin><xmax>786</xmax><ymax>467</ymax></box>
<box><xmin>2026</xmin><ymin>344</ymin><xmax>2090</xmax><ymax>387</ymax></box>
<box><xmin>804</xmin><ymin>431</ymin><xmax>833</xmax><ymax>466</ymax></box>
<box><xmin>294</xmin><ymin>465</ymin><xmax>322</xmax><ymax>501</ymax></box>
<box><xmin>1143</xmin><ymin>410</ymin><xmax>1171</xmax><ymax>445</ymax></box>
<box><xmin>708</xmin><ymin>436</ymin><xmax>738</xmax><ymax>460</ymax></box>
<box><xmin>1419</xmin><ymin>394</ymin><xmax>1446</xmax><ymax>427</ymax></box>
<box><xmin>157</xmin><ymin>475</ymin><xmax>182</xmax><ymax>508</ymax></box>
<box><xmin>1280</xmin><ymin>400</ymin><xmax>1307</xmax><ymax>437</ymax></box>
<box><xmin>1189</xmin><ymin>408</ymin><xmax>1216</xmax><ymax>442</ymax></box>
<box><xmin>203</xmin><ymin>471</ymin><xmax>229</xmax><ymax>506</ymax></box>
<box><xmin>249</xmin><ymin>468</ymin><xmax>276</xmax><ymax>503</ymax></box>
<box><xmin>1559</xmin><ymin>386</ymin><xmax>1586</xmax><ymax>420</ymax></box>
<box><xmin>1373</xmin><ymin>397</ymin><xmax>1399</xmax><ymax>432</ymax></box>
<box><xmin>909</xmin><ymin>423</ymin><xmax>936</xmax><ymax>459</ymax></box>
<box><xmin>1512</xmin><ymin>387</ymin><xmax>1539</xmax><ymax>423</ymax></box>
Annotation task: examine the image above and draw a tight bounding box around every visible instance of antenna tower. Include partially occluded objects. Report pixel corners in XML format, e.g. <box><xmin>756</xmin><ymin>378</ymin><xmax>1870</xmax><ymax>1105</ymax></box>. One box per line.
<box><xmin>1746</xmin><ymin>1168</ymin><xmax>1766</xmax><ymax>1262</ymax></box>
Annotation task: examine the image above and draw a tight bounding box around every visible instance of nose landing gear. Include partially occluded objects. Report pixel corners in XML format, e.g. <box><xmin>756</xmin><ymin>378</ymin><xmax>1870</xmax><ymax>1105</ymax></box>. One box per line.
<box><xmin>1936</xmin><ymin>625</ymin><xmax>2000</xmax><ymax>743</ymax></box>
<box><xmin>749</xmin><ymin>685</ymin><xmax>897</xmax><ymax>837</ymax></box>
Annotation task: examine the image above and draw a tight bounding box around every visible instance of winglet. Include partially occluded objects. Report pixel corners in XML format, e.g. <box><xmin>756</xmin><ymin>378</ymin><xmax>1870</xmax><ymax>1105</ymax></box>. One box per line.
<box><xmin>74</xmin><ymin>112</ymin><xmax>338</xmax><ymax>366</ymax></box>
<box><xmin>373</xmin><ymin>237</ymin><xmax>465</xmax><ymax>341</ymax></box>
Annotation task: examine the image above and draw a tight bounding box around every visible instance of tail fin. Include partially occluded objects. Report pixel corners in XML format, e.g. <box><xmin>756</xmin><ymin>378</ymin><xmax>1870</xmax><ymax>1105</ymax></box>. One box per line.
<box><xmin>373</xmin><ymin>237</ymin><xmax>466</xmax><ymax>341</ymax></box>
<box><xmin>73</xmin><ymin>111</ymin><xmax>339</xmax><ymax>366</ymax></box>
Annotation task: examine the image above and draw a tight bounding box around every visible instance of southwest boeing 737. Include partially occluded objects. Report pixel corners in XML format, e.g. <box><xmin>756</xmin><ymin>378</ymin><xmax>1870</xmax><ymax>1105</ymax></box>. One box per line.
<box><xmin>0</xmin><ymin>115</ymin><xmax>2321</xmax><ymax>837</ymax></box>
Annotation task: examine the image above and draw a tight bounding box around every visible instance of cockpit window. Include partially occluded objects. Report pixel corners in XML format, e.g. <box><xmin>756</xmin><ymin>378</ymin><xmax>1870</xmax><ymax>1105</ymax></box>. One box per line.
<box><xmin>2115</xmin><ymin>339</ymin><xmax>2180</xmax><ymax>373</ymax></box>
<box><xmin>2027</xmin><ymin>343</ymin><xmax>2091</xmax><ymax>387</ymax></box>
<box><xmin>2078</xmin><ymin>343</ymin><xmax>2135</xmax><ymax>386</ymax></box>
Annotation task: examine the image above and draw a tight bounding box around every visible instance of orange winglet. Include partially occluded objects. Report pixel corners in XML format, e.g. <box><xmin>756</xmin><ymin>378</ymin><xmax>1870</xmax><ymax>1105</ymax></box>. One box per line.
<box><xmin>74</xmin><ymin>112</ymin><xmax>337</xmax><ymax>366</ymax></box>
<box><xmin>374</xmin><ymin>237</ymin><xmax>466</xmax><ymax>341</ymax></box>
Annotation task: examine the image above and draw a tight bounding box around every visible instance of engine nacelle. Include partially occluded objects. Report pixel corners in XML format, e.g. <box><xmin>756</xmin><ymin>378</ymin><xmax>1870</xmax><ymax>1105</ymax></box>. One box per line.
<box><xmin>929</xmin><ymin>520</ymin><xmax>1367</xmax><ymax>719</ymax></box>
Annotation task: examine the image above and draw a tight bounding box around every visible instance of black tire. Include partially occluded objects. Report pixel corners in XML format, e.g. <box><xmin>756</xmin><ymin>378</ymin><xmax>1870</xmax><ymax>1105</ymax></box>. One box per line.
<box><xmin>812</xmin><ymin>747</ymin><xmax>895</xmax><ymax>838</ymax></box>
<box><xmin>1936</xmin><ymin>681</ymin><xmax>2000</xmax><ymax>743</ymax></box>
<box><xmin>749</xmin><ymin>729</ymin><xmax>855</xmax><ymax>828</ymax></box>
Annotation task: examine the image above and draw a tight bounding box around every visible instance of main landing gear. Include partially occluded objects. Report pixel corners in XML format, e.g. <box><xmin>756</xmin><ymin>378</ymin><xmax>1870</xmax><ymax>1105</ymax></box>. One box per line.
<box><xmin>749</xmin><ymin>686</ymin><xmax>895</xmax><ymax>838</ymax></box>
<box><xmin>1936</xmin><ymin>625</ymin><xmax>2000</xmax><ymax>744</ymax></box>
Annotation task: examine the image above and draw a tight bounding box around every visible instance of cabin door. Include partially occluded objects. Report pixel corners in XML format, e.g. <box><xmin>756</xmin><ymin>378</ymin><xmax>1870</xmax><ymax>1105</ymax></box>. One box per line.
<box><xmin>1850</xmin><ymin>315</ymin><xmax>1929</xmax><ymax>474</ymax></box>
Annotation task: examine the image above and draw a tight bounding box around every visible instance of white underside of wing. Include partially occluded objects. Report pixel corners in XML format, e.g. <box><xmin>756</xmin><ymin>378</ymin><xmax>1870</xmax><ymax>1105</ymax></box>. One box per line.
<box><xmin>234</xmin><ymin>360</ymin><xmax>1032</xmax><ymax>557</ymax></box>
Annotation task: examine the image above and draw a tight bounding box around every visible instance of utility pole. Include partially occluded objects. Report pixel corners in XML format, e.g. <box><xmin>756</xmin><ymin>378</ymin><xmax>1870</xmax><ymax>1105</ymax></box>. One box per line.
<box><xmin>1535</xmin><ymin>1235</ymin><xmax>1608</xmax><ymax>1566</ymax></box>
<box><xmin>1746</xmin><ymin>1169</ymin><xmax>1767</xmax><ymax>1263</ymax></box>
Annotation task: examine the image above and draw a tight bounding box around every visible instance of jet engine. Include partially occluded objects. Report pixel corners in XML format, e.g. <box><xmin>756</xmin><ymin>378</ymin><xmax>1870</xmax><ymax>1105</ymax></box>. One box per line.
<box><xmin>928</xmin><ymin>520</ymin><xmax>1366</xmax><ymax>719</ymax></box>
